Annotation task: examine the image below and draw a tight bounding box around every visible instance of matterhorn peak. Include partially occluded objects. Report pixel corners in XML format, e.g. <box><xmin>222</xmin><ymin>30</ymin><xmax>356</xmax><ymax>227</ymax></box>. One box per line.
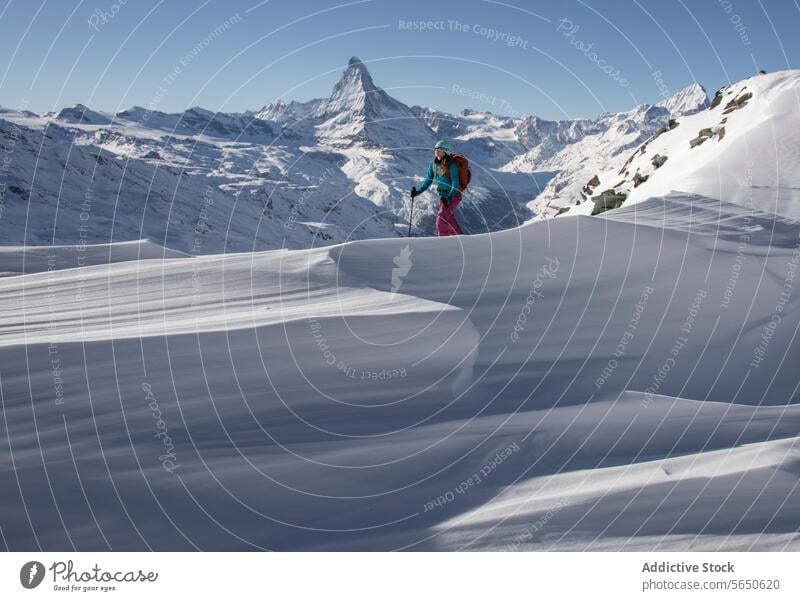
<box><xmin>316</xmin><ymin>57</ymin><xmax>383</xmax><ymax>120</ymax></box>
<box><xmin>312</xmin><ymin>56</ymin><xmax>436</xmax><ymax>148</ymax></box>
<box><xmin>338</xmin><ymin>56</ymin><xmax>377</xmax><ymax>92</ymax></box>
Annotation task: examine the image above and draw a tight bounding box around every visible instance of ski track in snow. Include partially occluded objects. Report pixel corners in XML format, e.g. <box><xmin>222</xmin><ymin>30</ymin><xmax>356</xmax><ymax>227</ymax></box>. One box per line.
<box><xmin>1</xmin><ymin>193</ymin><xmax>799</xmax><ymax>551</ymax></box>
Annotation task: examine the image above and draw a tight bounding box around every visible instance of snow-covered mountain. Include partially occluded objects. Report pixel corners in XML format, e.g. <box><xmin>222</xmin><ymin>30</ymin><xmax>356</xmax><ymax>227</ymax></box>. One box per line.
<box><xmin>515</xmin><ymin>85</ymin><xmax>709</xmax><ymax>220</ymax></box>
<box><xmin>0</xmin><ymin>113</ymin><xmax>397</xmax><ymax>252</ymax></box>
<box><xmin>411</xmin><ymin>106</ymin><xmax>525</xmax><ymax>166</ymax></box>
<box><xmin>313</xmin><ymin>56</ymin><xmax>435</xmax><ymax>150</ymax></box>
<box><xmin>521</xmin><ymin>104</ymin><xmax>673</xmax><ymax>219</ymax></box>
<box><xmin>117</xmin><ymin>105</ymin><xmax>276</xmax><ymax>138</ymax></box>
<box><xmin>254</xmin><ymin>98</ymin><xmax>322</xmax><ymax>124</ymax></box>
<box><xmin>657</xmin><ymin>81</ymin><xmax>709</xmax><ymax>116</ymax></box>
<box><xmin>52</xmin><ymin>103</ymin><xmax>114</xmax><ymax>125</ymax></box>
<box><xmin>569</xmin><ymin>70</ymin><xmax>800</xmax><ymax>221</ymax></box>
<box><xmin>0</xmin><ymin>57</ymin><xmax>740</xmax><ymax>249</ymax></box>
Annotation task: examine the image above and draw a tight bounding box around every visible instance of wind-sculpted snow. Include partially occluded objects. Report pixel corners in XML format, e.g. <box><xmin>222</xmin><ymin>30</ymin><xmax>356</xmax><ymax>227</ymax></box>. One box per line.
<box><xmin>1</xmin><ymin>191</ymin><xmax>798</xmax><ymax>551</ymax></box>
<box><xmin>0</xmin><ymin>240</ymin><xmax>186</xmax><ymax>277</ymax></box>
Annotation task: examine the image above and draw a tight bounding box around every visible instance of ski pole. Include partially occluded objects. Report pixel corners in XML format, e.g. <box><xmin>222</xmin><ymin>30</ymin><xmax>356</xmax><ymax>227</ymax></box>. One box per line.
<box><xmin>408</xmin><ymin>187</ymin><xmax>416</xmax><ymax>237</ymax></box>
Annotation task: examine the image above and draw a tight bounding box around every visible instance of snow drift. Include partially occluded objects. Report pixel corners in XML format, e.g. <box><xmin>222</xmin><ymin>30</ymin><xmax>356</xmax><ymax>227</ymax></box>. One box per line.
<box><xmin>1</xmin><ymin>188</ymin><xmax>798</xmax><ymax>551</ymax></box>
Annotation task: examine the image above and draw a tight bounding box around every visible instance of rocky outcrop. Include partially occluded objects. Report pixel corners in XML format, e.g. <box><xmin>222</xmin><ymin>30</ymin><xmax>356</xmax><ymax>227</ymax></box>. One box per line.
<box><xmin>722</xmin><ymin>92</ymin><xmax>753</xmax><ymax>114</ymax></box>
<box><xmin>591</xmin><ymin>189</ymin><xmax>627</xmax><ymax>215</ymax></box>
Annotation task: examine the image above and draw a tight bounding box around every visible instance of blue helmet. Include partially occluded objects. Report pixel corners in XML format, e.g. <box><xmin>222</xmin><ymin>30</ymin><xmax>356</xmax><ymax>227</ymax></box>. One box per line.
<box><xmin>434</xmin><ymin>140</ymin><xmax>452</xmax><ymax>154</ymax></box>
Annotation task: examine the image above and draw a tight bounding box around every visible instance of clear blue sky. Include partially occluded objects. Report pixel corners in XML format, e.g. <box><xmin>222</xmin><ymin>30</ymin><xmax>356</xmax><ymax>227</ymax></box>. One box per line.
<box><xmin>1</xmin><ymin>0</ymin><xmax>798</xmax><ymax>120</ymax></box>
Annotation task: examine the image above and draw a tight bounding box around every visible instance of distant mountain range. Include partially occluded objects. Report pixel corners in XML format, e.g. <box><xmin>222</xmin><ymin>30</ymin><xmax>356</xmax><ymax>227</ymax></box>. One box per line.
<box><xmin>1</xmin><ymin>56</ymin><xmax>716</xmax><ymax>251</ymax></box>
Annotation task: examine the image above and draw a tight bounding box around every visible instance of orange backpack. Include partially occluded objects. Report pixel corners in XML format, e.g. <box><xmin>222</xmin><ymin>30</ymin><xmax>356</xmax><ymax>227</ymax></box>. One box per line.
<box><xmin>450</xmin><ymin>153</ymin><xmax>472</xmax><ymax>192</ymax></box>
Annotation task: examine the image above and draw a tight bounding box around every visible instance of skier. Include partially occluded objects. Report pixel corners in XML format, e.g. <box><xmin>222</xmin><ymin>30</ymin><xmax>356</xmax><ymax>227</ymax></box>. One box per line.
<box><xmin>411</xmin><ymin>140</ymin><xmax>465</xmax><ymax>236</ymax></box>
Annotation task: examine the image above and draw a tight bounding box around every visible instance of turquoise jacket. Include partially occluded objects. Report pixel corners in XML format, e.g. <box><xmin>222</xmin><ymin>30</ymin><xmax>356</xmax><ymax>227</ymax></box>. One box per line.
<box><xmin>417</xmin><ymin>159</ymin><xmax>460</xmax><ymax>200</ymax></box>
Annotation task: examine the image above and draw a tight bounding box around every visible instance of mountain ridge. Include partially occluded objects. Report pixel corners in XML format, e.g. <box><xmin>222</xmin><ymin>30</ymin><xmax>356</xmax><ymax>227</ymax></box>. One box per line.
<box><xmin>0</xmin><ymin>57</ymin><xmax>777</xmax><ymax>248</ymax></box>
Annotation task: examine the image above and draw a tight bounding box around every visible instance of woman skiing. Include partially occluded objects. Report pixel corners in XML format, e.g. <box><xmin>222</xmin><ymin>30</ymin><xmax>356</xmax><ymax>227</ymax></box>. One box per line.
<box><xmin>411</xmin><ymin>140</ymin><xmax>463</xmax><ymax>236</ymax></box>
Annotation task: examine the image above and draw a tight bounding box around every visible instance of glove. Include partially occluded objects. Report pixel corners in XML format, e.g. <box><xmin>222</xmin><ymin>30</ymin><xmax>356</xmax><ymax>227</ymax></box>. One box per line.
<box><xmin>410</xmin><ymin>186</ymin><xmax>418</xmax><ymax>198</ymax></box>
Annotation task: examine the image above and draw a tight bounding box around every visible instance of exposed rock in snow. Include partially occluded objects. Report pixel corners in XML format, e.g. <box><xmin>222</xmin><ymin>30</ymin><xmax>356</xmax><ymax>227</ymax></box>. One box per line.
<box><xmin>575</xmin><ymin>70</ymin><xmax>800</xmax><ymax>220</ymax></box>
<box><xmin>520</xmin><ymin>104</ymin><xmax>671</xmax><ymax>219</ymax></box>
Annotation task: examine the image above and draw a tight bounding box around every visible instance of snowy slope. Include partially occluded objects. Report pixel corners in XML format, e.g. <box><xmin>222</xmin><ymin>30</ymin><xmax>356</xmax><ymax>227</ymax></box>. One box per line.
<box><xmin>522</xmin><ymin>105</ymin><xmax>671</xmax><ymax>219</ymax></box>
<box><xmin>1</xmin><ymin>187</ymin><xmax>798</xmax><ymax>551</ymax></box>
<box><xmin>568</xmin><ymin>70</ymin><xmax>800</xmax><ymax>220</ymax></box>
<box><xmin>0</xmin><ymin>239</ymin><xmax>186</xmax><ymax>277</ymax></box>
<box><xmin>0</xmin><ymin>110</ymin><xmax>399</xmax><ymax>252</ymax></box>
